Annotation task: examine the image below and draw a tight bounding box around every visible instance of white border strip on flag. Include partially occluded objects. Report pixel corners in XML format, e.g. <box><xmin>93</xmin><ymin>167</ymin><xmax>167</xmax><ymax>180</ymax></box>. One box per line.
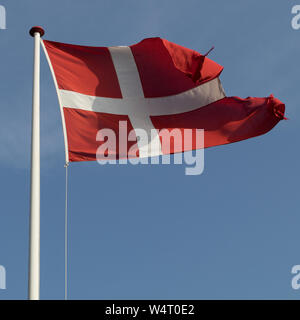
<box><xmin>40</xmin><ymin>39</ymin><xmax>69</xmax><ymax>164</ymax></box>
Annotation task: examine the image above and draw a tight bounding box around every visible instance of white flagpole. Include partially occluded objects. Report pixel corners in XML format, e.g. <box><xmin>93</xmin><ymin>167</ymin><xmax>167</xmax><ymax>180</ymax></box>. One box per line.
<box><xmin>28</xmin><ymin>26</ymin><xmax>44</xmax><ymax>300</ymax></box>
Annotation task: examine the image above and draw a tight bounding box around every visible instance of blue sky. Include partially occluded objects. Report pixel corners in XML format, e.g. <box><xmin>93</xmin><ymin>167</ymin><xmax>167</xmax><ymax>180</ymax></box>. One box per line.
<box><xmin>0</xmin><ymin>0</ymin><xmax>299</xmax><ymax>299</ymax></box>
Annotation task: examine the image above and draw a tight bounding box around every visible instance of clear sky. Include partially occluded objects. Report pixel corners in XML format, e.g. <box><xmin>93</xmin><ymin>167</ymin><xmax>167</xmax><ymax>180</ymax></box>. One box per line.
<box><xmin>0</xmin><ymin>0</ymin><xmax>299</xmax><ymax>299</ymax></box>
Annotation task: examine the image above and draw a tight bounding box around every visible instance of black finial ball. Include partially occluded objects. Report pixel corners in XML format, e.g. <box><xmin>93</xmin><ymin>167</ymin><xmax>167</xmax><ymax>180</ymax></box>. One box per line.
<box><xmin>29</xmin><ymin>26</ymin><xmax>45</xmax><ymax>37</ymax></box>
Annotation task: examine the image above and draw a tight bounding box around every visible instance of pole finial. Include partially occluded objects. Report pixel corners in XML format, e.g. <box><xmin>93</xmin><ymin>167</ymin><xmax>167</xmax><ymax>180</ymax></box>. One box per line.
<box><xmin>29</xmin><ymin>26</ymin><xmax>45</xmax><ymax>37</ymax></box>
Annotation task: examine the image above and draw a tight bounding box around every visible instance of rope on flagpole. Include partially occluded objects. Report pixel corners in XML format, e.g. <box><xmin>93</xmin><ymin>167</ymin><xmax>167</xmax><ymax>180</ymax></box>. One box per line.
<box><xmin>64</xmin><ymin>162</ymin><xmax>69</xmax><ymax>300</ymax></box>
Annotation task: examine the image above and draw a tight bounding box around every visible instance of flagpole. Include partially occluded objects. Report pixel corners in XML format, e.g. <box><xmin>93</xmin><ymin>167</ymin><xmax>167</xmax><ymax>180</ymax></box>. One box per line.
<box><xmin>28</xmin><ymin>26</ymin><xmax>44</xmax><ymax>300</ymax></box>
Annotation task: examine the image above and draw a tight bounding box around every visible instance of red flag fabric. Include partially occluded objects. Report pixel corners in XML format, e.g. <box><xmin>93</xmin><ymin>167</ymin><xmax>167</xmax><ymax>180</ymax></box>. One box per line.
<box><xmin>42</xmin><ymin>37</ymin><xmax>285</xmax><ymax>162</ymax></box>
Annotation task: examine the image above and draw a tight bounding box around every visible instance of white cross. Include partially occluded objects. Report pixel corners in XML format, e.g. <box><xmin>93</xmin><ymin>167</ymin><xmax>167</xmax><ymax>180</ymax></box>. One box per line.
<box><xmin>58</xmin><ymin>46</ymin><xmax>225</xmax><ymax>158</ymax></box>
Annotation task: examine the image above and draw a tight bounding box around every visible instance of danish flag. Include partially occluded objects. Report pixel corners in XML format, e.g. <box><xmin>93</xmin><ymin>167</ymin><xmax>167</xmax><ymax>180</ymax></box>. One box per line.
<box><xmin>42</xmin><ymin>37</ymin><xmax>285</xmax><ymax>162</ymax></box>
